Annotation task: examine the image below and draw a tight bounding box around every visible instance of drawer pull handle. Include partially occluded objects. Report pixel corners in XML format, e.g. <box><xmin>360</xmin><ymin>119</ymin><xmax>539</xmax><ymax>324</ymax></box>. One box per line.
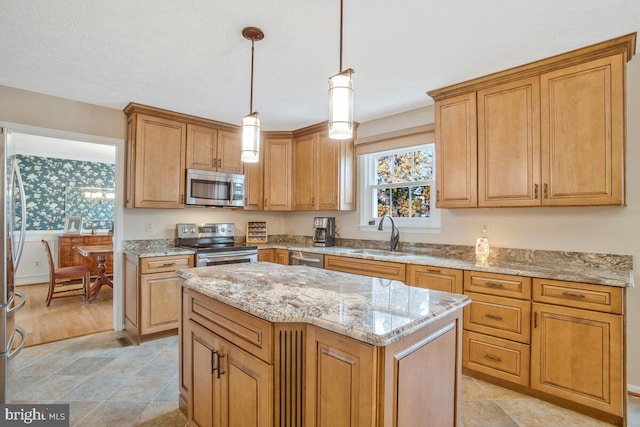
<box><xmin>562</xmin><ymin>291</ymin><xmax>586</xmax><ymax>299</ymax></box>
<box><xmin>485</xmin><ymin>282</ymin><xmax>504</xmax><ymax>289</ymax></box>
<box><xmin>161</xmin><ymin>262</ymin><xmax>176</xmax><ymax>267</ymax></box>
<box><xmin>213</xmin><ymin>351</ymin><xmax>225</xmax><ymax>379</ymax></box>
<box><xmin>483</xmin><ymin>354</ymin><xmax>502</xmax><ymax>363</ymax></box>
<box><xmin>426</xmin><ymin>269</ymin><xmax>440</xmax><ymax>273</ymax></box>
<box><xmin>484</xmin><ymin>313</ymin><xmax>503</xmax><ymax>321</ymax></box>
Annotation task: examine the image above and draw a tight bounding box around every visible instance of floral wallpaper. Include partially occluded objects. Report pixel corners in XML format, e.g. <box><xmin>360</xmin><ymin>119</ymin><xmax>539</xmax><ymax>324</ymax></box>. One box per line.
<box><xmin>15</xmin><ymin>155</ymin><xmax>115</xmax><ymax>232</ymax></box>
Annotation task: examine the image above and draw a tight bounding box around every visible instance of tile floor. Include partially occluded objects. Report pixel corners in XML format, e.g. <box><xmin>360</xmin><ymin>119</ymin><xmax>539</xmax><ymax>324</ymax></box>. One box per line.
<box><xmin>7</xmin><ymin>330</ymin><xmax>640</xmax><ymax>426</ymax></box>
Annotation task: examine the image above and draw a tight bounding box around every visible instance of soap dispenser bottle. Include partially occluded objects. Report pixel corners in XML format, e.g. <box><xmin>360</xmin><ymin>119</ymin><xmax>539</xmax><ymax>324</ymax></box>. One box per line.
<box><xmin>475</xmin><ymin>225</ymin><xmax>490</xmax><ymax>263</ymax></box>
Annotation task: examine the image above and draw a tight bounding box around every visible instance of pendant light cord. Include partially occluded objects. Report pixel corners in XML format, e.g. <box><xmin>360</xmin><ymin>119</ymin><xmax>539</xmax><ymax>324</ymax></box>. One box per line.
<box><xmin>339</xmin><ymin>0</ymin><xmax>343</xmax><ymax>72</ymax></box>
<box><xmin>250</xmin><ymin>38</ymin><xmax>255</xmax><ymax>114</ymax></box>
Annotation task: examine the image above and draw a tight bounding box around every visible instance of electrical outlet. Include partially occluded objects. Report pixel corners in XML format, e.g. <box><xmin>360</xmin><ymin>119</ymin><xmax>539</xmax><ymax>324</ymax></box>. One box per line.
<box><xmin>35</xmin><ymin>260</ymin><xmax>40</xmax><ymax>267</ymax></box>
<box><xmin>145</xmin><ymin>220</ymin><xmax>154</xmax><ymax>233</ymax></box>
<box><xmin>480</xmin><ymin>222</ymin><xmax>489</xmax><ymax>235</ymax></box>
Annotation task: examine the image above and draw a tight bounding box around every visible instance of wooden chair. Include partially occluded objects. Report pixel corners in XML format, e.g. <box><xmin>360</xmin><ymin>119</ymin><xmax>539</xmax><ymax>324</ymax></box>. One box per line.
<box><xmin>41</xmin><ymin>239</ymin><xmax>91</xmax><ymax>306</ymax></box>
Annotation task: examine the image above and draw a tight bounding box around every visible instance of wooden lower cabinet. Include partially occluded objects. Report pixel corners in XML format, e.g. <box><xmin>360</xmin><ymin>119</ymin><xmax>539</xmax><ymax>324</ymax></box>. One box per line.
<box><xmin>324</xmin><ymin>255</ymin><xmax>406</xmax><ymax>282</ymax></box>
<box><xmin>463</xmin><ymin>330</ymin><xmax>530</xmax><ymax>386</ymax></box>
<box><xmin>188</xmin><ymin>320</ymin><xmax>272</xmax><ymax>427</ymax></box>
<box><xmin>257</xmin><ymin>249</ymin><xmax>275</xmax><ymax>263</ymax></box>
<box><xmin>181</xmin><ymin>287</ymin><xmax>464</xmax><ymax>426</ymax></box>
<box><xmin>530</xmin><ymin>302</ymin><xmax>623</xmax><ymax>418</ymax></box>
<box><xmin>462</xmin><ymin>272</ymin><xmax>626</xmax><ymax>425</ymax></box>
<box><xmin>406</xmin><ymin>264</ymin><xmax>463</xmax><ymax>293</ymax></box>
<box><xmin>274</xmin><ymin>249</ymin><xmax>289</xmax><ymax>265</ymax></box>
<box><xmin>124</xmin><ymin>253</ymin><xmax>193</xmax><ymax>344</ymax></box>
<box><xmin>257</xmin><ymin>249</ymin><xmax>289</xmax><ymax>265</ymax></box>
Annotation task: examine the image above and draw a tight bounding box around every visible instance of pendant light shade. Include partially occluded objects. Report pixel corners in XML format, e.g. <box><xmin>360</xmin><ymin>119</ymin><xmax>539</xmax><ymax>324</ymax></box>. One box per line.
<box><xmin>241</xmin><ymin>112</ymin><xmax>260</xmax><ymax>163</ymax></box>
<box><xmin>241</xmin><ymin>27</ymin><xmax>264</xmax><ymax>163</ymax></box>
<box><xmin>328</xmin><ymin>0</ymin><xmax>354</xmax><ymax>140</ymax></box>
<box><xmin>328</xmin><ymin>68</ymin><xmax>354</xmax><ymax>140</ymax></box>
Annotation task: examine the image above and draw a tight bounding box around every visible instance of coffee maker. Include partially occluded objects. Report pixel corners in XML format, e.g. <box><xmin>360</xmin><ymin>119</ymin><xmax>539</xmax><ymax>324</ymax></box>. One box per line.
<box><xmin>313</xmin><ymin>217</ymin><xmax>336</xmax><ymax>247</ymax></box>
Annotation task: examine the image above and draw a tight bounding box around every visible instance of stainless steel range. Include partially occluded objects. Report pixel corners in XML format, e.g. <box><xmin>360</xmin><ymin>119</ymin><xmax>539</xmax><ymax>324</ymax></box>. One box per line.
<box><xmin>176</xmin><ymin>223</ymin><xmax>258</xmax><ymax>267</ymax></box>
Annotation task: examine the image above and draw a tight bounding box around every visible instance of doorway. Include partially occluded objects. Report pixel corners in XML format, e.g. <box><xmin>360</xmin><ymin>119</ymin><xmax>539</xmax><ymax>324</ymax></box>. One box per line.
<box><xmin>5</xmin><ymin>127</ymin><xmax>124</xmax><ymax>346</ymax></box>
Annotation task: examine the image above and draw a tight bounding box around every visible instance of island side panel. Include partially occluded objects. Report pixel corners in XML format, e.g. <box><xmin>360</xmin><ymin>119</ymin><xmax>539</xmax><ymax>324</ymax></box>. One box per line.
<box><xmin>382</xmin><ymin>307</ymin><xmax>464</xmax><ymax>427</ymax></box>
<box><xmin>304</xmin><ymin>326</ymin><xmax>377</xmax><ymax>427</ymax></box>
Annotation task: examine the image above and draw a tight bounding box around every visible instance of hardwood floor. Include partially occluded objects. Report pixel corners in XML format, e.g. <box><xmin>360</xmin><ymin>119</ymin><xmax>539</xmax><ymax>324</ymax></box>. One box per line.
<box><xmin>15</xmin><ymin>282</ymin><xmax>113</xmax><ymax>347</ymax></box>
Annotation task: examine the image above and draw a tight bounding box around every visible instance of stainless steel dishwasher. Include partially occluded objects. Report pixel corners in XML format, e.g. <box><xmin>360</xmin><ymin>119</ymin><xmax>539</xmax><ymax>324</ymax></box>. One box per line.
<box><xmin>289</xmin><ymin>251</ymin><xmax>324</xmax><ymax>268</ymax></box>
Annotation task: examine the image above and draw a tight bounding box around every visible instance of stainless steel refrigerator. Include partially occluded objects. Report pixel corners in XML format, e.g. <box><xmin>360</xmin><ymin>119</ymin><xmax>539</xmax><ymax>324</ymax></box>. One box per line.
<box><xmin>1</xmin><ymin>127</ymin><xmax>27</xmax><ymax>403</ymax></box>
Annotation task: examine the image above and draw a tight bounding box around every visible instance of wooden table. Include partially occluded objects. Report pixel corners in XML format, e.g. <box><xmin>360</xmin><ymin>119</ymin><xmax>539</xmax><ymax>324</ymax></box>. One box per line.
<box><xmin>76</xmin><ymin>245</ymin><xmax>113</xmax><ymax>302</ymax></box>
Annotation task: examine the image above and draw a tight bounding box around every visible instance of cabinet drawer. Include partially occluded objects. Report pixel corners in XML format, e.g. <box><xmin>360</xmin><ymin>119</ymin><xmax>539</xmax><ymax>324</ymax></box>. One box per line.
<box><xmin>141</xmin><ymin>255</ymin><xmax>193</xmax><ymax>274</ymax></box>
<box><xmin>324</xmin><ymin>255</ymin><xmax>406</xmax><ymax>281</ymax></box>
<box><xmin>406</xmin><ymin>265</ymin><xmax>463</xmax><ymax>294</ymax></box>
<box><xmin>463</xmin><ymin>331</ymin><xmax>530</xmax><ymax>386</ymax></box>
<box><xmin>532</xmin><ymin>278</ymin><xmax>623</xmax><ymax>314</ymax></box>
<box><xmin>464</xmin><ymin>271</ymin><xmax>531</xmax><ymax>299</ymax></box>
<box><xmin>464</xmin><ymin>292</ymin><xmax>531</xmax><ymax>343</ymax></box>
<box><xmin>185</xmin><ymin>288</ymin><xmax>273</xmax><ymax>364</ymax></box>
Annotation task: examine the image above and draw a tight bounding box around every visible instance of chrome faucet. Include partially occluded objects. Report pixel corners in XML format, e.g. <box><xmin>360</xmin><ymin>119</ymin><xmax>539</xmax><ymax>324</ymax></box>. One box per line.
<box><xmin>377</xmin><ymin>214</ymin><xmax>400</xmax><ymax>251</ymax></box>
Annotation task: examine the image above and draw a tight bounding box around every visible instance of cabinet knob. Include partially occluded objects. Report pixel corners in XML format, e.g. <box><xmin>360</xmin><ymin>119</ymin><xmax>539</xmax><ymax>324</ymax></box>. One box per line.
<box><xmin>534</xmin><ymin>183</ymin><xmax>539</xmax><ymax>199</ymax></box>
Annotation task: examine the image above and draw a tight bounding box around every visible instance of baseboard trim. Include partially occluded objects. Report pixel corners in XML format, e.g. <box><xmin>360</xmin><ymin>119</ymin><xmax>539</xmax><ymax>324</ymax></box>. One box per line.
<box><xmin>629</xmin><ymin>384</ymin><xmax>640</xmax><ymax>397</ymax></box>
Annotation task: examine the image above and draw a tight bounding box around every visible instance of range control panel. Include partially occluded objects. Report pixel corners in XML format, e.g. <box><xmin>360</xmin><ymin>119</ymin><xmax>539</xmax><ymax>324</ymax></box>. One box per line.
<box><xmin>176</xmin><ymin>223</ymin><xmax>235</xmax><ymax>239</ymax></box>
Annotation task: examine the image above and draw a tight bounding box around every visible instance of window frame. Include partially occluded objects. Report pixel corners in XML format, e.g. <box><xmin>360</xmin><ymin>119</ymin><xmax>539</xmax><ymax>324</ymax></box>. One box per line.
<box><xmin>358</xmin><ymin>143</ymin><xmax>440</xmax><ymax>232</ymax></box>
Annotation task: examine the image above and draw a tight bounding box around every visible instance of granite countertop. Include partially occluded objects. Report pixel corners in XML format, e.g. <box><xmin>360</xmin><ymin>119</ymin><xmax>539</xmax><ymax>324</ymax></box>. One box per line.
<box><xmin>123</xmin><ymin>239</ymin><xmax>633</xmax><ymax>287</ymax></box>
<box><xmin>279</xmin><ymin>246</ymin><xmax>634</xmax><ymax>288</ymax></box>
<box><xmin>123</xmin><ymin>246</ymin><xmax>195</xmax><ymax>258</ymax></box>
<box><xmin>177</xmin><ymin>262</ymin><xmax>471</xmax><ymax>346</ymax></box>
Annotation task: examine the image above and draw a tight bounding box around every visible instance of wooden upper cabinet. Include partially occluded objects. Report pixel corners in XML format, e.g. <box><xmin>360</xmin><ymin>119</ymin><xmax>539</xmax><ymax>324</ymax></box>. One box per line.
<box><xmin>186</xmin><ymin>124</ymin><xmax>218</xmax><ymax>171</ymax></box>
<box><xmin>478</xmin><ymin>77</ymin><xmax>541</xmax><ymax>207</ymax></box>
<box><xmin>317</xmin><ymin>132</ymin><xmax>341</xmax><ymax>210</ymax></box>
<box><xmin>541</xmin><ymin>54</ymin><xmax>624</xmax><ymax>206</ymax></box>
<box><xmin>292</xmin><ymin>126</ymin><xmax>354</xmax><ymax>211</ymax></box>
<box><xmin>435</xmin><ymin>92</ymin><xmax>478</xmax><ymax>208</ymax></box>
<box><xmin>293</xmin><ymin>133</ymin><xmax>317</xmax><ymax>210</ymax></box>
<box><xmin>186</xmin><ymin>124</ymin><xmax>243</xmax><ymax>174</ymax></box>
<box><xmin>130</xmin><ymin>113</ymin><xmax>186</xmax><ymax>208</ymax></box>
<box><xmin>124</xmin><ymin>103</ymin><xmax>243</xmax><ymax>209</ymax></box>
<box><xmin>217</xmin><ymin>130</ymin><xmax>243</xmax><ymax>174</ymax></box>
<box><xmin>429</xmin><ymin>33</ymin><xmax>635</xmax><ymax>209</ymax></box>
<box><xmin>263</xmin><ymin>136</ymin><xmax>293</xmax><ymax>211</ymax></box>
<box><xmin>243</xmin><ymin>152</ymin><xmax>264</xmax><ymax>211</ymax></box>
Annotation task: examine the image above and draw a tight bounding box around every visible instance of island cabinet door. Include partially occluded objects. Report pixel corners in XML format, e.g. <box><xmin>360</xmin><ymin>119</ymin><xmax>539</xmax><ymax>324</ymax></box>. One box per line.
<box><xmin>304</xmin><ymin>327</ymin><xmax>376</xmax><ymax>427</ymax></box>
<box><xmin>219</xmin><ymin>339</ymin><xmax>273</xmax><ymax>427</ymax></box>
<box><xmin>189</xmin><ymin>321</ymin><xmax>222</xmax><ymax>427</ymax></box>
<box><xmin>188</xmin><ymin>320</ymin><xmax>273</xmax><ymax>427</ymax></box>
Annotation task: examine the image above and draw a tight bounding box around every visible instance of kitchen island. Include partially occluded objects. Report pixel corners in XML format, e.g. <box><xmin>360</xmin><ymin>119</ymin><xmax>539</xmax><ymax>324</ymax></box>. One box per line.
<box><xmin>177</xmin><ymin>262</ymin><xmax>471</xmax><ymax>427</ymax></box>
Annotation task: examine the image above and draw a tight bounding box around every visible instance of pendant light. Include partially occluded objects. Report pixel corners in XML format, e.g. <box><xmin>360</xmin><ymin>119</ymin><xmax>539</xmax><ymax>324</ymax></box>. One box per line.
<box><xmin>241</xmin><ymin>27</ymin><xmax>264</xmax><ymax>163</ymax></box>
<box><xmin>328</xmin><ymin>0</ymin><xmax>354</xmax><ymax>140</ymax></box>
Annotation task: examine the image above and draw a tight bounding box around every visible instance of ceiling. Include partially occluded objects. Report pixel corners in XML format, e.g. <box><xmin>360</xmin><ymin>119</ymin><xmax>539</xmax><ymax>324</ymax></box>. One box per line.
<box><xmin>1</xmin><ymin>1</ymin><xmax>639</xmax><ymax>131</ymax></box>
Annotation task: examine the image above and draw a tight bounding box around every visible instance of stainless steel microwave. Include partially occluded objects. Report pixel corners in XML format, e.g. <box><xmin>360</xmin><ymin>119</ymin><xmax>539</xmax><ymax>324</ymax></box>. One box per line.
<box><xmin>186</xmin><ymin>169</ymin><xmax>245</xmax><ymax>207</ymax></box>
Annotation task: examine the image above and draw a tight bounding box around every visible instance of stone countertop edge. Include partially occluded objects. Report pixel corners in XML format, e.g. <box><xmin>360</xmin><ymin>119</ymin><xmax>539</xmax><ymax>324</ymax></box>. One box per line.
<box><xmin>177</xmin><ymin>263</ymin><xmax>471</xmax><ymax>347</ymax></box>
<box><xmin>123</xmin><ymin>247</ymin><xmax>195</xmax><ymax>258</ymax></box>
<box><xmin>279</xmin><ymin>245</ymin><xmax>634</xmax><ymax>288</ymax></box>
